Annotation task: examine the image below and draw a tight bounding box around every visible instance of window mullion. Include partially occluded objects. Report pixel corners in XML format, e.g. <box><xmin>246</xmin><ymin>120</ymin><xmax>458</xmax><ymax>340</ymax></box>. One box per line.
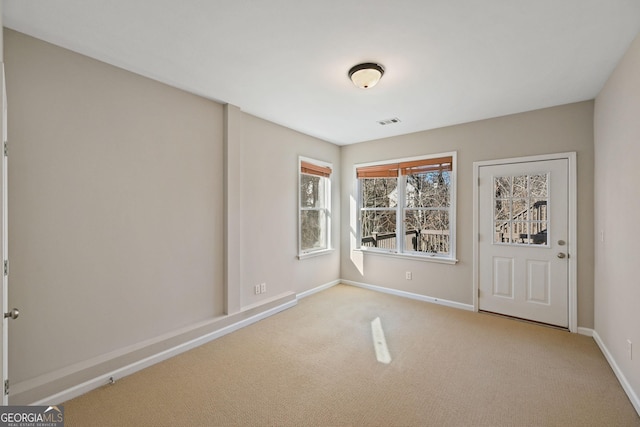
<box><xmin>397</xmin><ymin>175</ymin><xmax>405</xmax><ymax>253</ymax></box>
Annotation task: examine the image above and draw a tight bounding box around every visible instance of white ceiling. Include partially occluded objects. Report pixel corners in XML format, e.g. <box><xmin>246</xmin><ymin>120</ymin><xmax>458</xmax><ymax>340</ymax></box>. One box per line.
<box><xmin>3</xmin><ymin>1</ymin><xmax>640</xmax><ymax>145</ymax></box>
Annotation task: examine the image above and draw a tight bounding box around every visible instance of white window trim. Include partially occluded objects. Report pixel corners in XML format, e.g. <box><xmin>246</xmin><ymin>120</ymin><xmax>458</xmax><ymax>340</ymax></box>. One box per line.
<box><xmin>355</xmin><ymin>151</ymin><xmax>457</xmax><ymax>263</ymax></box>
<box><xmin>298</xmin><ymin>156</ymin><xmax>332</xmax><ymax>259</ymax></box>
<box><xmin>298</xmin><ymin>248</ymin><xmax>335</xmax><ymax>260</ymax></box>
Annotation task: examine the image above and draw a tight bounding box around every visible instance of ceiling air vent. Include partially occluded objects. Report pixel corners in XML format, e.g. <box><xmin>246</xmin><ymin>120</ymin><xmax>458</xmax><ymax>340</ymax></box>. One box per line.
<box><xmin>378</xmin><ymin>117</ymin><xmax>401</xmax><ymax>126</ymax></box>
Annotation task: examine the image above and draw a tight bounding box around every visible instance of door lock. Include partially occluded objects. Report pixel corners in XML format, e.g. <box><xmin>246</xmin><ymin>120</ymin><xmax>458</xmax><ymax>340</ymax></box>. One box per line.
<box><xmin>557</xmin><ymin>252</ymin><xmax>567</xmax><ymax>259</ymax></box>
<box><xmin>4</xmin><ymin>308</ymin><xmax>19</xmax><ymax>320</ymax></box>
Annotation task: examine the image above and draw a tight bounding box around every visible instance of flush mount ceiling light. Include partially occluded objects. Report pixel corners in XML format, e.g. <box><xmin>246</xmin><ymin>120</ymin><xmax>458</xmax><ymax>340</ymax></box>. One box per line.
<box><xmin>348</xmin><ymin>63</ymin><xmax>385</xmax><ymax>89</ymax></box>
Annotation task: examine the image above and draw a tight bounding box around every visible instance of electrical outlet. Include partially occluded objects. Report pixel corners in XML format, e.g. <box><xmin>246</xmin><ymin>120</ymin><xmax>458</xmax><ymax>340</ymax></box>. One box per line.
<box><xmin>628</xmin><ymin>339</ymin><xmax>633</xmax><ymax>360</ymax></box>
<box><xmin>405</xmin><ymin>271</ymin><xmax>412</xmax><ymax>280</ymax></box>
<box><xmin>254</xmin><ymin>284</ymin><xmax>261</xmax><ymax>295</ymax></box>
<box><xmin>260</xmin><ymin>283</ymin><xmax>267</xmax><ymax>293</ymax></box>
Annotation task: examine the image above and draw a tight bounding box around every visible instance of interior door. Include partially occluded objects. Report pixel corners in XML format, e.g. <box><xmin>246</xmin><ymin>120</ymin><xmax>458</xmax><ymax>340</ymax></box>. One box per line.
<box><xmin>1</xmin><ymin>63</ymin><xmax>7</xmax><ymax>404</ymax></box>
<box><xmin>478</xmin><ymin>158</ymin><xmax>569</xmax><ymax>328</ymax></box>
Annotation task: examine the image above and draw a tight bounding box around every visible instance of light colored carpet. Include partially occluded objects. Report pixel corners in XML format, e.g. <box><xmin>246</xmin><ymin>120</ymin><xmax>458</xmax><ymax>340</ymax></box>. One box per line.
<box><xmin>64</xmin><ymin>284</ymin><xmax>640</xmax><ymax>426</ymax></box>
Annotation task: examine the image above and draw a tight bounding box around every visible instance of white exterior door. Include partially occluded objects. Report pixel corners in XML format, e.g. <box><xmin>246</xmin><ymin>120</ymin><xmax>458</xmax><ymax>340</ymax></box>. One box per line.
<box><xmin>478</xmin><ymin>158</ymin><xmax>569</xmax><ymax>328</ymax></box>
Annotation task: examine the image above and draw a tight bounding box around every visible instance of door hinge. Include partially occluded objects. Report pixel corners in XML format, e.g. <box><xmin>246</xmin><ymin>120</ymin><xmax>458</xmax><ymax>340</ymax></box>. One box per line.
<box><xmin>3</xmin><ymin>141</ymin><xmax>6</xmax><ymax>157</ymax></box>
<box><xmin>3</xmin><ymin>260</ymin><xmax>7</xmax><ymax>276</ymax></box>
<box><xmin>478</xmin><ymin>288</ymin><xmax>481</xmax><ymax>298</ymax></box>
<box><xmin>4</xmin><ymin>379</ymin><xmax>8</xmax><ymax>396</ymax></box>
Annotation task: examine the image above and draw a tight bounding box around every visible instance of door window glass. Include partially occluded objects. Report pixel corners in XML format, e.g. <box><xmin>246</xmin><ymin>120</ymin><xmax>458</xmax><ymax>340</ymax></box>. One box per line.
<box><xmin>493</xmin><ymin>174</ymin><xmax>548</xmax><ymax>245</ymax></box>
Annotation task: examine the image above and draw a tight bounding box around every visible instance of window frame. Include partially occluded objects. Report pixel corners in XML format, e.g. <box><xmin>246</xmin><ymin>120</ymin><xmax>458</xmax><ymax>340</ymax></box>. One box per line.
<box><xmin>355</xmin><ymin>152</ymin><xmax>457</xmax><ymax>264</ymax></box>
<box><xmin>298</xmin><ymin>156</ymin><xmax>333</xmax><ymax>259</ymax></box>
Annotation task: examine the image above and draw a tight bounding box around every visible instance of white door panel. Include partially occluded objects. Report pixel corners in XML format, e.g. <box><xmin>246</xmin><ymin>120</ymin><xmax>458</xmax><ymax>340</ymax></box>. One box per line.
<box><xmin>526</xmin><ymin>260</ymin><xmax>550</xmax><ymax>304</ymax></box>
<box><xmin>492</xmin><ymin>257</ymin><xmax>514</xmax><ymax>298</ymax></box>
<box><xmin>479</xmin><ymin>159</ymin><xmax>569</xmax><ymax>327</ymax></box>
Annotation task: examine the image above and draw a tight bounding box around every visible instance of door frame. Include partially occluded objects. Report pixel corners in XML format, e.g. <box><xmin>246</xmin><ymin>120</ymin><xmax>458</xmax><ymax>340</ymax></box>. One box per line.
<box><xmin>472</xmin><ymin>152</ymin><xmax>577</xmax><ymax>332</ymax></box>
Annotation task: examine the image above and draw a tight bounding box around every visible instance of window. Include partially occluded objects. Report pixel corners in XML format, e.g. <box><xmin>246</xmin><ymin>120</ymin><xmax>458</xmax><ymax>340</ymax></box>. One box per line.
<box><xmin>357</xmin><ymin>153</ymin><xmax>456</xmax><ymax>261</ymax></box>
<box><xmin>493</xmin><ymin>173</ymin><xmax>548</xmax><ymax>245</ymax></box>
<box><xmin>299</xmin><ymin>157</ymin><xmax>332</xmax><ymax>257</ymax></box>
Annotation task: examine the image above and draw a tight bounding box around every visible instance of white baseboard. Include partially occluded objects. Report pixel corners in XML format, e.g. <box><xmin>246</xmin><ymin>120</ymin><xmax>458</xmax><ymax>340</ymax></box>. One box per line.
<box><xmin>16</xmin><ymin>278</ymin><xmax>340</xmax><ymax>405</ymax></box>
<box><xmin>23</xmin><ymin>295</ymin><xmax>297</xmax><ymax>406</ymax></box>
<box><xmin>577</xmin><ymin>327</ymin><xmax>594</xmax><ymax>337</ymax></box>
<box><xmin>592</xmin><ymin>330</ymin><xmax>640</xmax><ymax>416</ymax></box>
<box><xmin>297</xmin><ymin>279</ymin><xmax>340</xmax><ymax>299</ymax></box>
<box><xmin>341</xmin><ymin>279</ymin><xmax>474</xmax><ymax>312</ymax></box>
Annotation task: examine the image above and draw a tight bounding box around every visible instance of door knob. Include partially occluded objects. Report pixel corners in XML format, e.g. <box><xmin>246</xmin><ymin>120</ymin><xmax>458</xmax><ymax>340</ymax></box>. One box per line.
<box><xmin>557</xmin><ymin>252</ymin><xmax>566</xmax><ymax>259</ymax></box>
<box><xmin>4</xmin><ymin>308</ymin><xmax>19</xmax><ymax>320</ymax></box>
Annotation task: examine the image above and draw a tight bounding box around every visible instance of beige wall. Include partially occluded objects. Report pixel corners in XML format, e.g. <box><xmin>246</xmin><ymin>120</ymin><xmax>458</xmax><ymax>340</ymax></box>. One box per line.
<box><xmin>3</xmin><ymin>29</ymin><xmax>340</xmax><ymax>403</ymax></box>
<box><xmin>340</xmin><ymin>101</ymin><xmax>595</xmax><ymax>327</ymax></box>
<box><xmin>4</xmin><ymin>29</ymin><xmax>225</xmax><ymax>385</ymax></box>
<box><xmin>239</xmin><ymin>113</ymin><xmax>340</xmax><ymax>305</ymax></box>
<box><xmin>594</xmin><ymin>32</ymin><xmax>640</xmax><ymax>407</ymax></box>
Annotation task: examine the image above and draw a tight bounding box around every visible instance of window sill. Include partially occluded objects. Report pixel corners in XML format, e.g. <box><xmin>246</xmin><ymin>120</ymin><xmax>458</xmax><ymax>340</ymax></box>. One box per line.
<box><xmin>297</xmin><ymin>248</ymin><xmax>335</xmax><ymax>260</ymax></box>
<box><xmin>354</xmin><ymin>249</ymin><xmax>458</xmax><ymax>265</ymax></box>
